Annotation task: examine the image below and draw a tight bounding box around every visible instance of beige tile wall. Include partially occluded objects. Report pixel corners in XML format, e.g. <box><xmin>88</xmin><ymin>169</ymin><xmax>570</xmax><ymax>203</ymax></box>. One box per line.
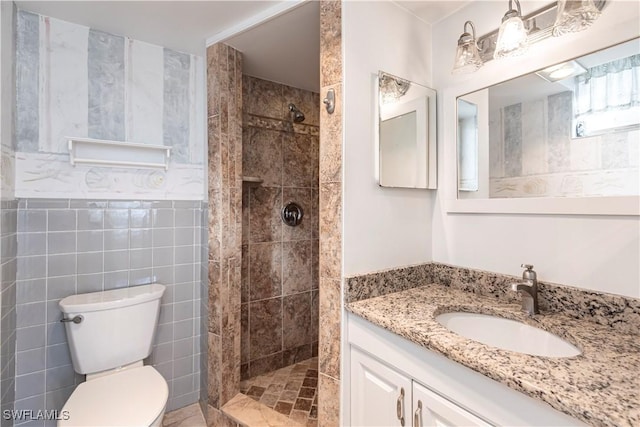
<box><xmin>206</xmin><ymin>43</ymin><xmax>243</xmax><ymax>411</ymax></box>
<box><xmin>318</xmin><ymin>1</ymin><xmax>342</xmax><ymax>426</ymax></box>
<box><xmin>241</xmin><ymin>75</ymin><xmax>320</xmax><ymax>380</ymax></box>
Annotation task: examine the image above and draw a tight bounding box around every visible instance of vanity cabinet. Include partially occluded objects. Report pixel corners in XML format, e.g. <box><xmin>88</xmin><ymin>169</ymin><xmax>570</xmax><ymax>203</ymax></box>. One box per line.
<box><xmin>351</xmin><ymin>346</ymin><xmax>490</xmax><ymax>427</ymax></box>
<box><xmin>350</xmin><ymin>346</ymin><xmax>411</xmax><ymax>426</ymax></box>
<box><xmin>347</xmin><ymin>313</ymin><xmax>586</xmax><ymax>427</ymax></box>
<box><xmin>412</xmin><ymin>381</ymin><xmax>491</xmax><ymax>427</ymax></box>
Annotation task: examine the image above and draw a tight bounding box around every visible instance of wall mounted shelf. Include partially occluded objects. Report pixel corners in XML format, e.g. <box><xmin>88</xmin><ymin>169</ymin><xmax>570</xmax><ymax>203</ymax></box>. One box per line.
<box><xmin>68</xmin><ymin>138</ymin><xmax>171</xmax><ymax>170</ymax></box>
<box><xmin>242</xmin><ymin>176</ymin><xmax>264</xmax><ymax>184</ymax></box>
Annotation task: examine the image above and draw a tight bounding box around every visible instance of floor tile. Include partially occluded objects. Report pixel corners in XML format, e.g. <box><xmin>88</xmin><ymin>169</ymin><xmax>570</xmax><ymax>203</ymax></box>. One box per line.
<box><xmin>163</xmin><ymin>403</ymin><xmax>206</xmax><ymax>427</ymax></box>
<box><xmin>241</xmin><ymin>357</ymin><xmax>318</xmax><ymax>426</ymax></box>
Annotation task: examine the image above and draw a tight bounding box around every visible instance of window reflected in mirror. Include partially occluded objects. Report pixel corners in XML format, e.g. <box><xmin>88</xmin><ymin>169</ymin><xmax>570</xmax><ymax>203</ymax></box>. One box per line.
<box><xmin>457</xmin><ymin>38</ymin><xmax>640</xmax><ymax>199</ymax></box>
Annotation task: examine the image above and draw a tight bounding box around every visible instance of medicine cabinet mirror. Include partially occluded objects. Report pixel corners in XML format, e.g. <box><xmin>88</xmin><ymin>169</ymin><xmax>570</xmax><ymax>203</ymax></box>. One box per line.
<box><xmin>456</xmin><ymin>38</ymin><xmax>639</xmax><ymax>205</ymax></box>
<box><xmin>377</xmin><ymin>71</ymin><xmax>437</xmax><ymax>189</ymax></box>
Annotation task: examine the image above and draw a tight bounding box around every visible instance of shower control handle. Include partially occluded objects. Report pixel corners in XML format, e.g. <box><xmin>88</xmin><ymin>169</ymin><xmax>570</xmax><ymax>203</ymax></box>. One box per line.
<box><xmin>281</xmin><ymin>202</ymin><xmax>304</xmax><ymax>227</ymax></box>
<box><xmin>61</xmin><ymin>315</ymin><xmax>84</xmax><ymax>324</ymax></box>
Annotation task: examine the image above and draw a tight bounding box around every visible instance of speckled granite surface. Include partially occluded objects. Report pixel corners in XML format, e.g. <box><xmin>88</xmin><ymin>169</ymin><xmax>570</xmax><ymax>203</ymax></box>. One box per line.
<box><xmin>346</xmin><ymin>262</ymin><xmax>640</xmax><ymax>335</ymax></box>
<box><xmin>347</xmin><ymin>284</ymin><xmax>640</xmax><ymax>427</ymax></box>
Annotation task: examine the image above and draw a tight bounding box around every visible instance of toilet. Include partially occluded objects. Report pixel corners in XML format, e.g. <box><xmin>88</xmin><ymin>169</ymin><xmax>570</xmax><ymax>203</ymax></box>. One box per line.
<box><xmin>58</xmin><ymin>283</ymin><xmax>169</xmax><ymax>427</ymax></box>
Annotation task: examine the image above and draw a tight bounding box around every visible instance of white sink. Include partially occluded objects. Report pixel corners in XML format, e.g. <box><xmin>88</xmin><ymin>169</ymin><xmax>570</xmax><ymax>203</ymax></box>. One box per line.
<box><xmin>435</xmin><ymin>312</ymin><xmax>581</xmax><ymax>358</ymax></box>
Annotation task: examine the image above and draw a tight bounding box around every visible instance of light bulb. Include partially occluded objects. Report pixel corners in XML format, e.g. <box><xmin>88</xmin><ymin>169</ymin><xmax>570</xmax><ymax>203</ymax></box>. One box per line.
<box><xmin>494</xmin><ymin>0</ymin><xmax>529</xmax><ymax>59</ymax></box>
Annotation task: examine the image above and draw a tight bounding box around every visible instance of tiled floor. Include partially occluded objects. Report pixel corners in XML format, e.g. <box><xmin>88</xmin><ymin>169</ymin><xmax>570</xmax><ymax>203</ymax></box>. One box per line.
<box><xmin>240</xmin><ymin>357</ymin><xmax>318</xmax><ymax>427</ymax></box>
<box><xmin>163</xmin><ymin>403</ymin><xmax>207</xmax><ymax>427</ymax></box>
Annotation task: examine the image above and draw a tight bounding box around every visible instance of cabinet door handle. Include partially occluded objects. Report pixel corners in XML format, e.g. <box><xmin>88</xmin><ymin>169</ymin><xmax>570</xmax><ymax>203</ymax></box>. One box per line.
<box><xmin>396</xmin><ymin>387</ymin><xmax>405</xmax><ymax>426</ymax></box>
<box><xmin>414</xmin><ymin>400</ymin><xmax>422</xmax><ymax>427</ymax></box>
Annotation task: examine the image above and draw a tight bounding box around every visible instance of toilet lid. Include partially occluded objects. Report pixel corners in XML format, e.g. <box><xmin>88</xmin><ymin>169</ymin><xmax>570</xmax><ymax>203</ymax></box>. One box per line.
<box><xmin>59</xmin><ymin>366</ymin><xmax>168</xmax><ymax>427</ymax></box>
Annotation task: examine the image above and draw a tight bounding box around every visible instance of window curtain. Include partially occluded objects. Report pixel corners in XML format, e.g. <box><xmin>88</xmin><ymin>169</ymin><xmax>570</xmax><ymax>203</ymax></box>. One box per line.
<box><xmin>574</xmin><ymin>54</ymin><xmax>640</xmax><ymax>116</ymax></box>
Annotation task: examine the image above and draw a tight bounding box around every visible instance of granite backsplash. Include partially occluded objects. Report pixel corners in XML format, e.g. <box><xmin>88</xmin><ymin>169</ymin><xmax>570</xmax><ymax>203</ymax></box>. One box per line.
<box><xmin>345</xmin><ymin>262</ymin><xmax>640</xmax><ymax>335</ymax></box>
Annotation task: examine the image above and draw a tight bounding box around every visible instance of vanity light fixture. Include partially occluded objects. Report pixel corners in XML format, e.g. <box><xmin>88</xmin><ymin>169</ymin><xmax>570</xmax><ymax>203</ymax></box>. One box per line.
<box><xmin>454</xmin><ymin>1</ymin><xmax>607</xmax><ymax>73</ymax></box>
<box><xmin>553</xmin><ymin>0</ymin><xmax>602</xmax><ymax>36</ymax></box>
<box><xmin>452</xmin><ymin>21</ymin><xmax>484</xmax><ymax>74</ymax></box>
<box><xmin>535</xmin><ymin>59</ymin><xmax>587</xmax><ymax>82</ymax></box>
<box><xmin>494</xmin><ymin>0</ymin><xmax>529</xmax><ymax>59</ymax></box>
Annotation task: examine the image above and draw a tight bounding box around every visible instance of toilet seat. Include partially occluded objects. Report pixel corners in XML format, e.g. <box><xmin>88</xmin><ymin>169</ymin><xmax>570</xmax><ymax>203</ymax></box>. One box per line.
<box><xmin>59</xmin><ymin>366</ymin><xmax>168</xmax><ymax>427</ymax></box>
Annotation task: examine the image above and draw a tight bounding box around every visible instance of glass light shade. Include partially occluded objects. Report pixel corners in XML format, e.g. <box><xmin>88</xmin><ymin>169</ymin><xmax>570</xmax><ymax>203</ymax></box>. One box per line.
<box><xmin>452</xmin><ymin>41</ymin><xmax>483</xmax><ymax>74</ymax></box>
<box><xmin>452</xmin><ymin>21</ymin><xmax>483</xmax><ymax>74</ymax></box>
<box><xmin>552</xmin><ymin>0</ymin><xmax>601</xmax><ymax>36</ymax></box>
<box><xmin>494</xmin><ymin>16</ymin><xmax>529</xmax><ymax>59</ymax></box>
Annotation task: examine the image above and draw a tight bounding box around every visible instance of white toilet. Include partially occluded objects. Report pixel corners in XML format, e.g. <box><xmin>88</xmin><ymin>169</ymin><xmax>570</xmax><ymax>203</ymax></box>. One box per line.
<box><xmin>58</xmin><ymin>283</ymin><xmax>169</xmax><ymax>427</ymax></box>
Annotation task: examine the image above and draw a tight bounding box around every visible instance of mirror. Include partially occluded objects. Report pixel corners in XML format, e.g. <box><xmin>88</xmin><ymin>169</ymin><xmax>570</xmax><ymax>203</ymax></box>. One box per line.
<box><xmin>377</xmin><ymin>71</ymin><xmax>437</xmax><ymax>189</ymax></box>
<box><xmin>457</xmin><ymin>99</ymin><xmax>480</xmax><ymax>194</ymax></box>
<box><xmin>456</xmin><ymin>38</ymin><xmax>639</xmax><ymax>200</ymax></box>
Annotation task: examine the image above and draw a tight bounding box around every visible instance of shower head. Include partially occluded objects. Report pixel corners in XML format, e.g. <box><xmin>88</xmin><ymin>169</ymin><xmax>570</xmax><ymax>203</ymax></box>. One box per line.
<box><xmin>288</xmin><ymin>103</ymin><xmax>305</xmax><ymax>123</ymax></box>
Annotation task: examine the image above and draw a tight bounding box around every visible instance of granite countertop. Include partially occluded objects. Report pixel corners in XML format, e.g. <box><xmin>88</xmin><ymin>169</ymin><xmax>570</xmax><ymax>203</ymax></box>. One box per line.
<box><xmin>346</xmin><ymin>284</ymin><xmax>640</xmax><ymax>427</ymax></box>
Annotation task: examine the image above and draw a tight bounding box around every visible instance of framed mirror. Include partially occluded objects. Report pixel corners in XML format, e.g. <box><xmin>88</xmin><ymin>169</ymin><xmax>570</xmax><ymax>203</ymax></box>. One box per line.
<box><xmin>455</xmin><ymin>38</ymin><xmax>639</xmax><ymax>211</ymax></box>
<box><xmin>377</xmin><ymin>71</ymin><xmax>437</xmax><ymax>189</ymax></box>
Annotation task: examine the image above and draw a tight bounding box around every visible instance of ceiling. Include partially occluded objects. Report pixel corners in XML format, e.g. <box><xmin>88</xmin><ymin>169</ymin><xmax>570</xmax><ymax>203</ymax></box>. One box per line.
<box><xmin>14</xmin><ymin>0</ymin><xmax>285</xmax><ymax>55</ymax></box>
<box><xmin>14</xmin><ymin>1</ymin><xmax>470</xmax><ymax>92</ymax></box>
<box><xmin>397</xmin><ymin>0</ymin><xmax>471</xmax><ymax>25</ymax></box>
<box><xmin>224</xmin><ymin>1</ymin><xmax>320</xmax><ymax>93</ymax></box>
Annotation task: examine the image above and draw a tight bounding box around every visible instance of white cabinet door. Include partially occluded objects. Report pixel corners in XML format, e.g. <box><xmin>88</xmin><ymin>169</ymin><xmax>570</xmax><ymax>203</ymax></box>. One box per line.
<box><xmin>350</xmin><ymin>346</ymin><xmax>412</xmax><ymax>427</ymax></box>
<box><xmin>412</xmin><ymin>381</ymin><xmax>492</xmax><ymax>427</ymax></box>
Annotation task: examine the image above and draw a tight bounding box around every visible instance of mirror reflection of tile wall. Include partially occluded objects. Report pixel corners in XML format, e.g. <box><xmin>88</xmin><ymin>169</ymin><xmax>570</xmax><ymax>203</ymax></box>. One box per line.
<box><xmin>489</xmin><ymin>91</ymin><xmax>638</xmax><ymax>198</ymax></box>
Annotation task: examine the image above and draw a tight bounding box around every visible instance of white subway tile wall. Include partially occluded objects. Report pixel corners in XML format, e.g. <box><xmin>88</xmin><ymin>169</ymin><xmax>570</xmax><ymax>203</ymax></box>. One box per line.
<box><xmin>1</xmin><ymin>200</ymin><xmax>19</xmax><ymax>427</ymax></box>
<box><xmin>199</xmin><ymin>204</ymin><xmax>208</xmax><ymax>411</ymax></box>
<box><xmin>13</xmin><ymin>199</ymin><xmax>206</xmax><ymax>425</ymax></box>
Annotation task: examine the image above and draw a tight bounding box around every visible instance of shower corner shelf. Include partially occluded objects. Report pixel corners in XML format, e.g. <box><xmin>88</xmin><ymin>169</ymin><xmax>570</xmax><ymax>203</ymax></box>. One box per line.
<box><xmin>68</xmin><ymin>137</ymin><xmax>171</xmax><ymax>170</ymax></box>
<box><xmin>242</xmin><ymin>176</ymin><xmax>264</xmax><ymax>184</ymax></box>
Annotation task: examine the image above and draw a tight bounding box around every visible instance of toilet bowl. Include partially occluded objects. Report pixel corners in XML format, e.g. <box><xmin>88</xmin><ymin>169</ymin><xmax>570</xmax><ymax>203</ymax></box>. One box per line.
<box><xmin>59</xmin><ymin>365</ymin><xmax>168</xmax><ymax>427</ymax></box>
<box><xmin>57</xmin><ymin>284</ymin><xmax>168</xmax><ymax>427</ymax></box>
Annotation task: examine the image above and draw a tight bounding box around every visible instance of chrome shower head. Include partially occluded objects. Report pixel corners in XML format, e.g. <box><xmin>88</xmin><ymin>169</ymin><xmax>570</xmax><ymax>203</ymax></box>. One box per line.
<box><xmin>288</xmin><ymin>103</ymin><xmax>305</xmax><ymax>123</ymax></box>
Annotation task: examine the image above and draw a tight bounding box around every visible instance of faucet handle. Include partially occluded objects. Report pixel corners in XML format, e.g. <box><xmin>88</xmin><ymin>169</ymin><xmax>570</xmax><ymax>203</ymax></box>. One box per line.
<box><xmin>520</xmin><ymin>264</ymin><xmax>537</xmax><ymax>282</ymax></box>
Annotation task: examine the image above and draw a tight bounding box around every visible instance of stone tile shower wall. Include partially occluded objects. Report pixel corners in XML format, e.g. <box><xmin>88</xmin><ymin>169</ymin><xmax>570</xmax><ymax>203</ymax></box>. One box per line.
<box><xmin>206</xmin><ymin>42</ymin><xmax>243</xmax><ymax>416</ymax></box>
<box><xmin>13</xmin><ymin>199</ymin><xmax>203</xmax><ymax>423</ymax></box>
<box><xmin>318</xmin><ymin>1</ymin><xmax>343</xmax><ymax>426</ymax></box>
<box><xmin>240</xmin><ymin>75</ymin><xmax>320</xmax><ymax>380</ymax></box>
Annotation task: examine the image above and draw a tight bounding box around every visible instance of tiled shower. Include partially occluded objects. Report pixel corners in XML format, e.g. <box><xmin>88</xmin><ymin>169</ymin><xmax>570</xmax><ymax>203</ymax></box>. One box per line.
<box><xmin>240</xmin><ymin>75</ymin><xmax>320</xmax><ymax>380</ymax></box>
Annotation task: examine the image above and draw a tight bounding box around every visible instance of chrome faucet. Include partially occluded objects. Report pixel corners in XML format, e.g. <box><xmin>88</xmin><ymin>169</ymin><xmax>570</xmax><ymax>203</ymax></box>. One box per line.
<box><xmin>511</xmin><ymin>264</ymin><xmax>539</xmax><ymax>315</ymax></box>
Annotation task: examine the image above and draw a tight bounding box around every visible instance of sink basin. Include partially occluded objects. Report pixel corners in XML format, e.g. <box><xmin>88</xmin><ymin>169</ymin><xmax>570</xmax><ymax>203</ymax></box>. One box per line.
<box><xmin>435</xmin><ymin>312</ymin><xmax>581</xmax><ymax>358</ymax></box>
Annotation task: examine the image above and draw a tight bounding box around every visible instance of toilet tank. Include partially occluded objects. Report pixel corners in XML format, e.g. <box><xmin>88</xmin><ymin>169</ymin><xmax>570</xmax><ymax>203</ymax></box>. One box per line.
<box><xmin>59</xmin><ymin>283</ymin><xmax>165</xmax><ymax>375</ymax></box>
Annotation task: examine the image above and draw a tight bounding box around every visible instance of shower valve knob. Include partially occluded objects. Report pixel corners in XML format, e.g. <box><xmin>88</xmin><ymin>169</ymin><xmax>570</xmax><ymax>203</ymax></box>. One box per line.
<box><xmin>281</xmin><ymin>202</ymin><xmax>303</xmax><ymax>227</ymax></box>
